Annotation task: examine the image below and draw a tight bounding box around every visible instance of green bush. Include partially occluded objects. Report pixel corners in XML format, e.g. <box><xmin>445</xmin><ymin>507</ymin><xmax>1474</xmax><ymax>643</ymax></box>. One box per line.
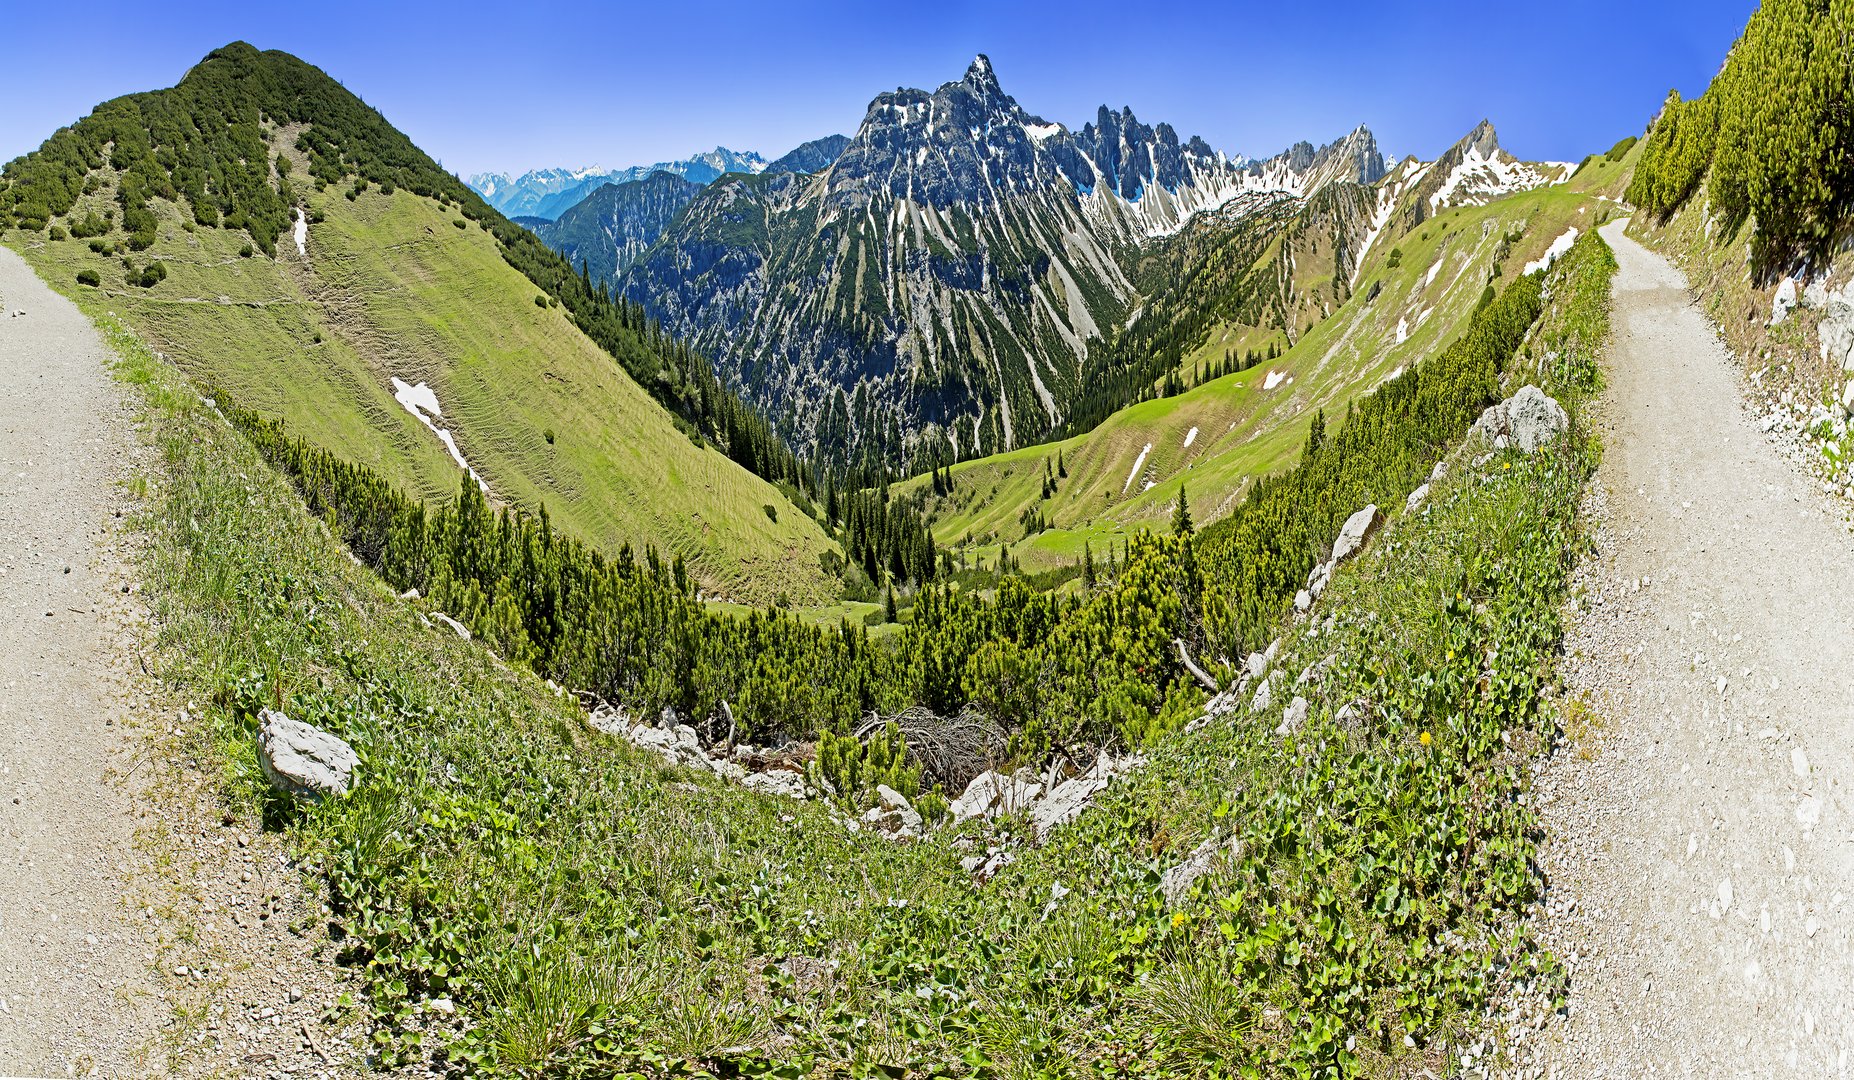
<box><xmin>809</xmin><ymin>722</ymin><xmax>919</xmax><ymax>802</ymax></box>
<box><xmin>75</xmin><ymin>269</ymin><xmax>100</xmax><ymax>287</ymax></box>
<box><xmin>239</xmin><ymin>243</ymin><xmax>254</xmax><ymax>258</ymax></box>
<box><xmin>68</xmin><ymin>210</ymin><xmax>110</xmax><ymax>239</ymax></box>
<box><xmin>47</xmin><ymin>225</ymin><xmax>67</xmax><ymax>241</ymax></box>
<box><xmin>1627</xmin><ymin>0</ymin><xmax>1852</xmax><ymax>264</ymax></box>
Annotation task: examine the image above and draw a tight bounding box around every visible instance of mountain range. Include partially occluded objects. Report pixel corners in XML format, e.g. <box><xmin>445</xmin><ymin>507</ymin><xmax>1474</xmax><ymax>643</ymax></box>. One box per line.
<box><xmin>470</xmin><ymin>138</ymin><xmax>857</xmax><ymax>223</ymax></box>
<box><xmin>609</xmin><ymin>56</ymin><xmax>1401</xmax><ymax>463</ymax></box>
<box><xmin>468</xmin><ymin>147</ymin><xmax>770</xmax><ymax>220</ymax></box>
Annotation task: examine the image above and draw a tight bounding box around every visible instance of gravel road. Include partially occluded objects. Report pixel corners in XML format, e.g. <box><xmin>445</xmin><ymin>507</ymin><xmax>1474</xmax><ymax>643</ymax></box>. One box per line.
<box><xmin>0</xmin><ymin>245</ymin><xmax>170</xmax><ymax>1074</ymax></box>
<box><xmin>1528</xmin><ymin>220</ymin><xmax>1854</xmax><ymax>1075</ymax></box>
<box><xmin>0</xmin><ymin>247</ymin><xmax>358</xmax><ymax>1078</ymax></box>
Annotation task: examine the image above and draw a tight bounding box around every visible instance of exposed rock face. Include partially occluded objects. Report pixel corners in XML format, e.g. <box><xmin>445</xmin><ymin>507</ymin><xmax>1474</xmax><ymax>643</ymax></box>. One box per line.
<box><xmin>950</xmin><ymin>770</ymin><xmax>1044</xmax><ymax>821</ymax></box>
<box><xmin>588</xmin><ymin>705</ymin><xmax>812</xmax><ymax>794</ymax></box>
<box><xmin>763</xmin><ymin>134</ymin><xmax>851</xmax><ymax>176</ymax></box>
<box><xmin>1819</xmin><ymin>280</ymin><xmax>1854</xmax><ymax>373</ymax></box>
<box><xmin>1030</xmin><ymin>752</ymin><xmax>1143</xmax><ymax>839</ymax></box>
<box><xmin>1771</xmin><ymin>276</ymin><xmax>1798</xmax><ymax>325</ymax></box>
<box><xmin>863</xmin><ymin>785</ymin><xmax>924</xmax><ymax>837</ymax></box>
<box><xmin>257</xmin><ymin>709</ymin><xmax>357</xmax><ymax>802</ymax></box>
<box><xmin>742</xmin><ymin>769</ymin><xmax>808</xmax><ymax>799</ymax></box>
<box><xmin>1402</xmin><ymin>120</ymin><xmax>1571</xmax><ymax>229</ymax></box>
<box><xmin>534</xmin><ymin>171</ymin><xmax>704</xmax><ymax>282</ymax></box>
<box><xmin>1473</xmin><ymin>385</ymin><xmax>1569</xmax><ymax>453</ymax></box>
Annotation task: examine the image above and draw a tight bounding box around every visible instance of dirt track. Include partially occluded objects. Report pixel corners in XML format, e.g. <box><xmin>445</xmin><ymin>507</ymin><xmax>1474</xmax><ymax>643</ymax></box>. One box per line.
<box><xmin>0</xmin><ymin>244</ymin><xmax>163</xmax><ymax>1074</ymax></box>
<box><xmin>1532</xmin><ymin>220</ymin><xmax>1854</xmax><ymax>1075</ymax></box>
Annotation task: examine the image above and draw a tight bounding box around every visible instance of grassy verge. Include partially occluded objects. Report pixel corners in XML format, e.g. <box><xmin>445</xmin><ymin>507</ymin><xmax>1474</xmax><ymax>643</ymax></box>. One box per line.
<box><xmin>106</xmin><ymin>229</ymin><xmax>1615</xmax><ymax>1077</ymax></box>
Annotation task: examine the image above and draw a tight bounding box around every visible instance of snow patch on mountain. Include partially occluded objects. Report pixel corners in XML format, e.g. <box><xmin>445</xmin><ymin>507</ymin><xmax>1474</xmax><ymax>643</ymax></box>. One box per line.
<box><xmin>1524</xmin><ymin>226</ymin><xmax>1579</xmax><ymax>275</ymax></box>
<box><xmin>1427</xmin><ymin>146</ymin><xmax>1572</xmax><ymax>211</ymax></box>
<box><xmin>1124</xmin><ymin>443</ymin><xmax>1153</xmax><ymax>494</ymax></box>
<box><xmin>392</xmin><ymin>378</ymin><xmax>486</xmax><ymax>492</ymax></box>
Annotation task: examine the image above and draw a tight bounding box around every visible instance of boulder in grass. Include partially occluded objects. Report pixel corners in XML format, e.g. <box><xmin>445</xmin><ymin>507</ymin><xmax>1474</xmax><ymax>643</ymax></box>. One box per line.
<box><xmin>1472</xmin><ymin>385</ymin><xmax>1568</xmax><ymax>454</ymax></box>
<box><xmin>1331</xmin><ymin>505</ymin><xmax>1382</xmax><ymax>564</ymax></box>
<box><xmin>258</xmin><ymin>708</ymin><xmax>357</xmax><ymax>802</ymax></box>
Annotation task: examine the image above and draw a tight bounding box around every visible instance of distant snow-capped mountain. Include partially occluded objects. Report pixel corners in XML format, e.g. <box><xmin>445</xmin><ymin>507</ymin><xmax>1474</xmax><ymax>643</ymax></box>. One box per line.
<box><xmin>467</xmin><ymin>148</ymin><xmax>767</xmax><ymax>220</ymax></box>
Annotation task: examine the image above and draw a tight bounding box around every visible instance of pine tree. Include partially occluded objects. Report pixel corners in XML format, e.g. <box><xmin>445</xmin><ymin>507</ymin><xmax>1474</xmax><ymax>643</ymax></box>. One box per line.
<box><xmin>885</xmin><ymin>585</ymin><xmax>898</xmax><ymax>623</ymax></box>
<box><xmin>1172</xmin><ymin>485</ymin><xmax>1193</xmax><ymax>536</ymax></box>
<box><xmin>1303</xmin><ymin>409</ymin><xmax>1326</xmax><ymax>463</ymax></box>
<box><xmin>1082</xmin><ymin>542</ymin><xmax>1096</xmax><ymax>589</ymax></box>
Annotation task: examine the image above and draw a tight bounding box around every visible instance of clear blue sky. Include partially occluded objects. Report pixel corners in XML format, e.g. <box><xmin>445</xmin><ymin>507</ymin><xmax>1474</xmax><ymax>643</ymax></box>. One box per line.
<box><xmin>0</xmin><ymin>0</ymin><xmax>1756</xmax><ymax>178</ymax></box>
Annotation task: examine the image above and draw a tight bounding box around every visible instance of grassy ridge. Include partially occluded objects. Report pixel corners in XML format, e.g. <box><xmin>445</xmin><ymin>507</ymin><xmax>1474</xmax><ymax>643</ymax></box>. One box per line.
<box><xmin>108</xmin><ymin>214</ymin><xmax>1618</xmax><ymax>1078</ymax></box>
<box><xmin>6</xmin><ymin>169</ymin><xmax>841</xmax><ymax>607</ymax></box>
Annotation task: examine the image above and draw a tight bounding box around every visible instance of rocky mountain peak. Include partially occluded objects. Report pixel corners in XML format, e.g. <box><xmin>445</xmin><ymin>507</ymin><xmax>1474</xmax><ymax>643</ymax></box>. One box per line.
<box><xmin>1453</xmin><ymin>119</ymin><xmax>1502</xmax><ymax>160</ymax></box>
<box><xmin>963</xmin><ymin>54</ymin><xmax>1002</xmax><ymax>95</ymax></box>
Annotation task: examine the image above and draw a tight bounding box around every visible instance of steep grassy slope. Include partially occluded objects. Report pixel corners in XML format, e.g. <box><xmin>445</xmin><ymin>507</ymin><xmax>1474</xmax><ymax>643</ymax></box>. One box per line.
<box><xmin>906</xmin><ymin>184</ymin><xmax>1614</xmax><ymax>574</ymax></box>
<box><xmin>0</xmin><ymin>45</ymin><xmax>837</xmax><ymax>605</ymax></box>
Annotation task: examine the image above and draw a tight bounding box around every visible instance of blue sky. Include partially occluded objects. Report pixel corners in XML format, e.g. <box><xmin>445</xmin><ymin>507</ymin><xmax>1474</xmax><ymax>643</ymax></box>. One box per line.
<box><xmin>0</xmin><ymin>0</ymin><xmax>1755</xmax><ymax>178</ymax></box>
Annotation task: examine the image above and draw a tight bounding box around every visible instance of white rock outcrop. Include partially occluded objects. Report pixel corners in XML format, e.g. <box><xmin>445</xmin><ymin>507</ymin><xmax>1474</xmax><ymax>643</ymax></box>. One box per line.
<box><xmin>1472</xmin><ymin>385</ymin><xmax>1568</xmax><ymax>453</ymax></box>
<box><xmin>258</xmin><ymin>708</ymin><xmax>358</xmax><ymax>802</ymax></box>
<box><xmin>950</xmin><ymin>770</ymin><xmax>1043</xmax><ymax>822</ymax></box>
<box><xmin>1771</xmin><ymin>276</ymin><xmax>1798</xmax><ymax>325</ymax></box>
<box><xmin>1332</xmin><ymin>504</ymin><xmax>1383</xmax><ymax>564</ymax></box>
<box><xmin>1030</xmin><ymin>752</ymin><xmax>1144</xmax><ymax>839</ymax></box>
<box><xmin>1820</xmin><ymin>280</ymin><xmax>1854</xmax><ymax>374</ymax></box>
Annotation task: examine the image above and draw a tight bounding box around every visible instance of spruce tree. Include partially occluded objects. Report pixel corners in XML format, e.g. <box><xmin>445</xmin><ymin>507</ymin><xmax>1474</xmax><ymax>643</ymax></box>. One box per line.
<box><xmin>1172</xmin><ymin>486</ymin><xmax>1193</xmax><ymax>536</ymax></box>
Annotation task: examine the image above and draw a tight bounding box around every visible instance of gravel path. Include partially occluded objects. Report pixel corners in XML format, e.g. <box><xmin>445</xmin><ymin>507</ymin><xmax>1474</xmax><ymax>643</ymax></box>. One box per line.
<box><xmin>1531</xmin><ymin>220</ymin><xmax>1854</xmax><ymax>1075</ymax></box>
<box><xmin>0</xmin><ymin>247</ymin><xmax>360</xmax><ymax>1078</ymax></box>
<box><xmin>0</xmin><ymin>245</ymin><xmax>167</xmax><ymax>1074</ymax></box>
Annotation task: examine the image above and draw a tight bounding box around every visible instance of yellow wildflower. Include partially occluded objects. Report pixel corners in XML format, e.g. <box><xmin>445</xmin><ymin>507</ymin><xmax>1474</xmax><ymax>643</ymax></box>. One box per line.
<box><xmin>1419</xmin><ymin>731</ymin><xmax>1432</xmax><ymax>746</ymax></box>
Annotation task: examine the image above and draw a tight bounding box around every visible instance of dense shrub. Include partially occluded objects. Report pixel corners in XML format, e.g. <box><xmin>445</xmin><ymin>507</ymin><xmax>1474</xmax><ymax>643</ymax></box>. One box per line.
<box><xmin>75</xmin><ymin>269</ymin><xmax>100</xmax><ymax>287</ymax></box>
<box><xmin>1627</xmin><ymin>0</ymin><xmax>1853</xmax><ymax>265</ymax></box>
